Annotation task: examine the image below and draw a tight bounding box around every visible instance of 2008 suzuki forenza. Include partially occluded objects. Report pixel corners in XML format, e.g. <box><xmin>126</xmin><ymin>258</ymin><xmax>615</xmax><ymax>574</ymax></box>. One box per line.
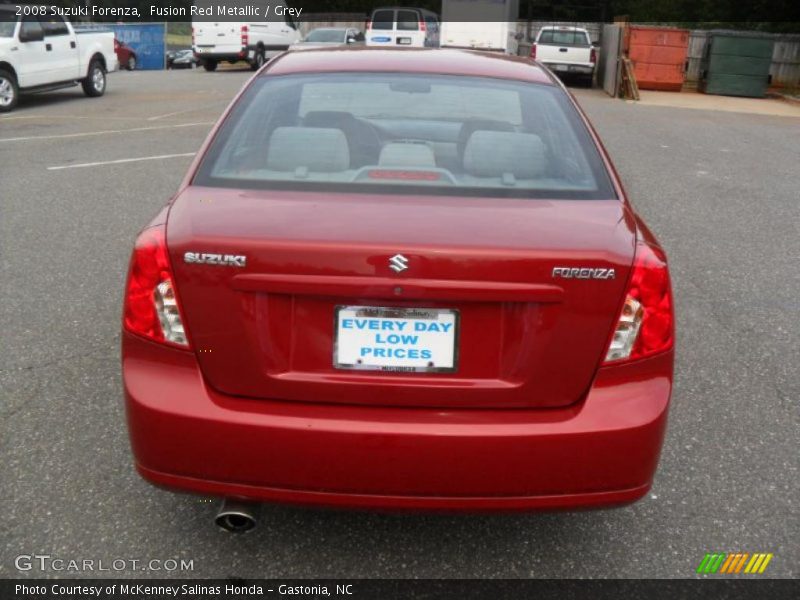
<box><xmin>122</xmin><ymin>48</ymin><xmax>673</xmax><ymax>530</ymax></box>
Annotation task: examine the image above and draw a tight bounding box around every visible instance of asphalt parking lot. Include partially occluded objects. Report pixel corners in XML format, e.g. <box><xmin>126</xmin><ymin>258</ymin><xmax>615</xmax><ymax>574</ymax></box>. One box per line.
<box><xmin>1</xmin><ymin>68</ymin><xmax>798</xmax><ymax>579</ymax></box>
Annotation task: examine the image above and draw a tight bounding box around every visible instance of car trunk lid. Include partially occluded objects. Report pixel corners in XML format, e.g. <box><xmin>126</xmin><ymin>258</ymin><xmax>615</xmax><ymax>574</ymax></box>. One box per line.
<box><xmin>167</xmin><ymin>187</ymin><xmax>635</xmax><ymax>408</ymax></box>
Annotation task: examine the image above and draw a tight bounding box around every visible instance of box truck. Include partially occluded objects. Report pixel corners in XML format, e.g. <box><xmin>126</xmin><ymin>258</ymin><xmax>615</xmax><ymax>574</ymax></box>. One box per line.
<box><xmin>439</xmin><ymin>0</ymin><xmax>520</xmax><ymax>53</ymax></box>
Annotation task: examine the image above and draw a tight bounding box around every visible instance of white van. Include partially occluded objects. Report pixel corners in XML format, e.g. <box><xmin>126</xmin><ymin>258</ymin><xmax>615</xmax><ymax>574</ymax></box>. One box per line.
<box><xmin>192</xmin><ymin>5</ymin><xmax>300</xmax><ymax>71</ymax></box>
<box><xmin>365</xmin><ymin>7</ymin><xmax>440</xmax><ymax>48</ymax></box>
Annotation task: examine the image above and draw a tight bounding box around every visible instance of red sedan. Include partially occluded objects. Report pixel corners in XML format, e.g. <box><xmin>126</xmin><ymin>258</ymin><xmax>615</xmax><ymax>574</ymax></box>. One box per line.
<box><xmin>122</xmin><ymin>49</ymin><xmax>673</xmax><ymax>531</ymax></box>
<box><xmin>114</xmin><ymin>39</ymin><xmax>137</xmax><ymax>71</ymax></box>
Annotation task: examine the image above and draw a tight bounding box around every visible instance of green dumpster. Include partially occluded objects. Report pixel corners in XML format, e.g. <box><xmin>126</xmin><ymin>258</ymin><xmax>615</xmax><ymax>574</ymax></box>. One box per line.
<box><xmin>699</xmin><ymin>32</ymin><xmax>775</xmax><ymax>98</ymax></box>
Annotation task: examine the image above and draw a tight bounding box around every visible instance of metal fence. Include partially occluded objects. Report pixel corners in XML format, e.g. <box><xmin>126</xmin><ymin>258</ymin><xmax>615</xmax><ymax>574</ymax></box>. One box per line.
<box><xmin>768</xmin><ymin>35</ymin><xmax>800</xmax><ymax>88</ymax></box>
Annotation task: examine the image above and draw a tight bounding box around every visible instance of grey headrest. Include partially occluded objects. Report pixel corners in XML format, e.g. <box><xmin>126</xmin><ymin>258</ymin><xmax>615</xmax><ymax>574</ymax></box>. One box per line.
<box><xmin>379</xmin><ymin>142</ymin><xmax>436</xmax><ymax>168</ymax></box>
<box><xmin>463</xmin><ymin>131</ymin><xmax>547</xmax><ymax>179</ymax></box>
<box><xmin>266</xmin><ymin>127</ymin><xmax>350</xmax><ymax>172</ymax></box>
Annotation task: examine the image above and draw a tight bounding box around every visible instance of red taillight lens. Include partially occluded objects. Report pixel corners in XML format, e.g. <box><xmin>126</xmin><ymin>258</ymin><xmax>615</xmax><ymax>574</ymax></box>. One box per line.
<box><xmin>123</xmin><ymin>226</ymin><xmax>190</xmax><ymax>348</ymax></box>
<box><xmin>241</xmin><ymin>25</ymin><xmax>249</xmax><ymax>47</ymax></box>
<box><xmin>530</xmin><ymin>44</ymin><xmax>537</xmax><ymax>59</ymax></box>
<box><xmin>604</xmin><ymin>242</ymin><xmax>673</xmax><ymax>364</ymax></box>
<box><xmin>191</xmin><ymin>26</ymin><xmax>195</xmax><ymax>46</ymax></box>
<box><xmin>419</xmin><ymin>20</ymin><xmax>426</xmax><ymax>32</ymax></box>
<box><xmin>365</xmin><ymin>19</ymin><xmax>372</xmax><ymax>30</ymax></box>
<box><xmin>590</xmin><ymin>47</ymin><xmax>597</xmax><ymax>64</ymax></box>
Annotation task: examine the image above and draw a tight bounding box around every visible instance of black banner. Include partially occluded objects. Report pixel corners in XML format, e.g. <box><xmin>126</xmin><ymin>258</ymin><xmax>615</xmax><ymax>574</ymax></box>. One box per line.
<box><xmin>0</xmin><ymin>1</ymin><xmax>798</xmax><ymax>24</ymax></box>
<box><xmin>2</xmin><ymin>579</ymin><xmax>800</xmax><ymax>600</ymax></box>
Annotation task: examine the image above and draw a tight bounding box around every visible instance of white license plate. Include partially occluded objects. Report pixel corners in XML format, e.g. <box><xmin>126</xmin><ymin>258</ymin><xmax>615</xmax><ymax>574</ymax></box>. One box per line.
<box><xmin>334</xmin><ymin>306</ymin><xmax>458</xmax><ymax>373</ymax></box>
<box><xmin>553</xmin><ymin>64</ymin><xmax>568</xmax><ymax>72</ymax></box>
<box><xmin>397</xmin><ymin>37</ymin><xmax>412</xmax><ymax>45</ymax></box>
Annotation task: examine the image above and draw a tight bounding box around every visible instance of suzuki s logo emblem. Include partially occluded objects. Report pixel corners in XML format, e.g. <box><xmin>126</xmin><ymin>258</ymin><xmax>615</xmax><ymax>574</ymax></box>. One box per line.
<box><xmin>389</xmin><ymin>254</ymin><xmax>409</xmax><ymax>273</ymax></box>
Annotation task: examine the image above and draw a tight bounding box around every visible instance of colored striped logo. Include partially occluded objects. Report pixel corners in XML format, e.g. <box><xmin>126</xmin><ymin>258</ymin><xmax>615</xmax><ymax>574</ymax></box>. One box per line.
<box><xmin>697</xmin><ymin>553</ymin><xmax>774</xmax><ymax>574</ymax></box>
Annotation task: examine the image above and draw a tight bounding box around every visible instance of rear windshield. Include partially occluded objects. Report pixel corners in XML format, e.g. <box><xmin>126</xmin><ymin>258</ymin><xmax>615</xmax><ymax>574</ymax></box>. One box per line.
<box><xmin>305</xmin><ymin>29</ymin><xmax>346</xmax><ymax>43</ymax></box>
<box><xmin>537</xmin><ymin>30</ymin><xmax>591</xmax><ymax>47</ymax></box>
<box><xmin>194</xmin><ymin>73</ymin><xmax>615</xmax><ymax>200</ymax></box>
<box><xmin>370</xmin><ymin>10</ymin><xmax>394</xmax><ymax>30</ymax></box>
<box><xmin>396</xmin><ymin>10</ymin><xmax>420</xmax><ymax>31</ymax></box>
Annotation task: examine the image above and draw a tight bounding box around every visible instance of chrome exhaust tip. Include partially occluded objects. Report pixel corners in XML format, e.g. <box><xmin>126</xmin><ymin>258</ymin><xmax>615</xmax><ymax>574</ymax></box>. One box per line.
<box><xmin>215</xmin><ymin>498</ymin><xmax>259</xmax><ymax>533</ymax></box>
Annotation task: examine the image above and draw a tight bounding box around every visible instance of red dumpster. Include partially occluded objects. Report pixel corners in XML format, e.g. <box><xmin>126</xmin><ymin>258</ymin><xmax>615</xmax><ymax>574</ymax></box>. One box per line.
<box><xmin>627</xmin><ymin>26</ymin><xmax>690</xmax><ymax>91</ymax></box>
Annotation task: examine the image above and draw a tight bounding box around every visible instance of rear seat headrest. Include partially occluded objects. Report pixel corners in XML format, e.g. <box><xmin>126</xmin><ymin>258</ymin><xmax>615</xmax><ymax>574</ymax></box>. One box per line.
<box><xmin>463</xmin><ymin>131</ymin><xmax>547</xmax><ymax>179</ymax></box>
<box><xmin>266</xmin><ymin>127</ymin><xmax>350</xmax><ymax>172</ymax></box>
<box><xmin>378</xmin><ymin>141</ymin><xmax>436</xmax><ymax>168</ymax></box>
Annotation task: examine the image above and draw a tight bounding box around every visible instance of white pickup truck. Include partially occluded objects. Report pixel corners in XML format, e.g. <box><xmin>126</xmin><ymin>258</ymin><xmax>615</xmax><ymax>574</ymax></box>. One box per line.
<box><xmin>531</xmin><ymin>26</ymin><xmax>597</xmax><ymax>85</ymax></box>
<box><xmin>0</xmin><ymin>6</ymin><xmax>116</xmax><ymax>113</ymax></box>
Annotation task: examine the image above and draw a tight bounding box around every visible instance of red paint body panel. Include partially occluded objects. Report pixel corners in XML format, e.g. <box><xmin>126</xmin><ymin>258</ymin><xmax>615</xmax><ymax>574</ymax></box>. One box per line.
<box><xmin>122</xmin><ymin>48</ymin><xmax>674</xmax><ymax>511</ymax></box>
<box><xmin>265</xmin><ymin>47</ymin><xmax>555</xmax><ymax>85</ymax></box>
<box><xmin>166</xmin><ymin>191</ymin><xmax>635</xmax><ymax>409</ymax></box>
<box><xmin>124</xmin><ymin>331</ymin><xmax>671</xmax><ymax>509</ymax></box>
<box><xmin>114</xmin><ymin>40</ymin><xmax>135</xmax><ymax>67</ymax></box>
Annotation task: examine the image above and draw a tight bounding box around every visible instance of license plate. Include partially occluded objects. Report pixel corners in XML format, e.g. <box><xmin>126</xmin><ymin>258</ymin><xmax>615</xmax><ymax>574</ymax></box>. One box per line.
<box><xmin>553</xmin><ymin>64</ymin><xmax>568</xmax><ymax>72</ymax></box>
<box><xmin>334</xmin><ymin>306</ymin><xmax>458</xmax><ymax>373</ymax></box>
<box><xmin>397</xmin><ymin>37</ymin><xmax>412</xmax><ymax>45</ymax></box>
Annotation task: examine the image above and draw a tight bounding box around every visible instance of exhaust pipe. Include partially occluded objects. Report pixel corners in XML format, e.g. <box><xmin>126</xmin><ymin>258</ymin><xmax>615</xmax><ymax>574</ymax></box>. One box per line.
<box><xmin>215</xmin><ymin>498</ymin><xmax>259</xmax><ymax>533</ymax></box>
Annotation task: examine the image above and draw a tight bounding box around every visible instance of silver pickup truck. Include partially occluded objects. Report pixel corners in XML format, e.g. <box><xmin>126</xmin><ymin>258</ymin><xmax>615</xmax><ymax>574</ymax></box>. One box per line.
<box><xmin>0</xmin><ymin>6</ymin><xmax>117</xmax><ymax>112</ymax></box>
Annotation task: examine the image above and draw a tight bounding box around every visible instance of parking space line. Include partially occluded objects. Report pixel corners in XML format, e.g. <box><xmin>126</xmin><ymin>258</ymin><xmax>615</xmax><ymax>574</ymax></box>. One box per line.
<box><xmin>147</xmin><ymin>108</ymin><xmax>204</xmax><ymax>121</ymax></box>
<box><xmin>0</xmin><ymin>114</ymin><xmax>149</xmax><ymax>122</ymax></box>
<box><xmin>47</xmin><ymin>152</ymin><xmax>196</xmax><ymax>170</ymax></box>
<box><xmin>0</xmin><ymin>121</ymin><xmax>214</xmax><ymax>143</ymax></box>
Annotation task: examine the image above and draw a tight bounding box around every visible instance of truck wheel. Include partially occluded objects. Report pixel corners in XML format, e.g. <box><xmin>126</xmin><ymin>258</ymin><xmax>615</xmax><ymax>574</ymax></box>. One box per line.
<box><xmin>250</xmin><ymin>48</ymin><xmax>265</xmax><ymax>71</ymax></box>
<box><xmin>203</xmin><ymin>60</ymin><xmax>218</xmax><ymax>72</ymax></box>
<box><xmin>0</xmin><ymin>69</ymin><xmax>19</xmax><ymax>113</ymax></box>
<box><xmin>82</xmin><ymin>59</ymin><xmax>106</xmax><ymax>97</ymax></box>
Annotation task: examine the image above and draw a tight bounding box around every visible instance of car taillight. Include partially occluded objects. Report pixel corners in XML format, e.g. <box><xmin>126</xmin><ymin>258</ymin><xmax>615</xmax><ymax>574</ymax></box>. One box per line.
<box><xmin>604</xmin><ymin>242</ymin><xmax>673</xmax><ymax>364</ymax></box>
<box><xmin>530</xmin><ymin>44</ymin><xmax>536</xmax><ymax>59</ymax></box>
<box><xmin>123</xmin><ymin>226</ymin><xmax>189</xmax><ymax>348</ymax></box>
<box><xmin>365</xmin><ymin>19</ymin><xmax>372</xmax><ymax>30</ymax></box>
<box><xmin>419</xmin><ymin>20</ymin><xmax>426</xmax><ymax>32</ymax></box>
<box><xmin>241</xmin><ymin>25</ymin><xmax>249</xmax><ymax>48</ymax></box>
<box><xmin>590</xmin><ymin>47</ymin><xmax>597</xmax><ymax>64</ymax></box>
<box><xmin>191</xmin><ymin>26</ymin><xmax>195</xmax><ymax>47</ymax></box>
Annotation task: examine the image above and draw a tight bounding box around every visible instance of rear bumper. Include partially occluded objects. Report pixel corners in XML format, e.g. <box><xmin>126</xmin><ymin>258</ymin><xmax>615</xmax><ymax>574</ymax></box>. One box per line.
<box><xmin>543</xmin><ymin>62</ymin><xmax>595</xmax><ymax>75</ymax></box>
<box><xmin>195</xmin><ymin>52</ymin><xmax>248</xmax><ymax>62</ymax></box>
<box><xmin>123</xmin><ymin>332</ymin><xmax>672</xmax><ymax>511</ymax></box>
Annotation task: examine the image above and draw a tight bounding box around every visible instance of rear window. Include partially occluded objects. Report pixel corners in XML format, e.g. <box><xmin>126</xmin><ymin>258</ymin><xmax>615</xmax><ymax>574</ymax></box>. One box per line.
<box><xmin>537</xmin><ymin>30</ymin><xmax>590</xmax><ymax>47</ymax></box>
<box><xmin>38</xmin><ymin>16</ymin><xmax>69</xmax><ymax>37</ymax></box>
<box><xmin>194</xmin><ymin>73</ymin><xmax>615</xmax><ymax>200</ymax></box>
<box><xmin>396</xmin><ymin>10</ymin><xmax>419</xmax><ymax>31</ymax></box>
<box><xmin>370</xmin><ymin>10</ymin><xmax>394</xmax><ymax>30</ymax></box>
<box><xmin>305</xmin><ymin>29</ymin><xmax>346</xmax><ymax>43</ymax></box>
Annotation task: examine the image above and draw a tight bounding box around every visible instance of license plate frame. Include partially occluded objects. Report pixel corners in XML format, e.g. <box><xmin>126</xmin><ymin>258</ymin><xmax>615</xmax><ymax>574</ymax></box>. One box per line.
<box><xmin>333</xmin><ymin>306</ymin><xmax>459</xmax><ymax>373</ymax></box>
